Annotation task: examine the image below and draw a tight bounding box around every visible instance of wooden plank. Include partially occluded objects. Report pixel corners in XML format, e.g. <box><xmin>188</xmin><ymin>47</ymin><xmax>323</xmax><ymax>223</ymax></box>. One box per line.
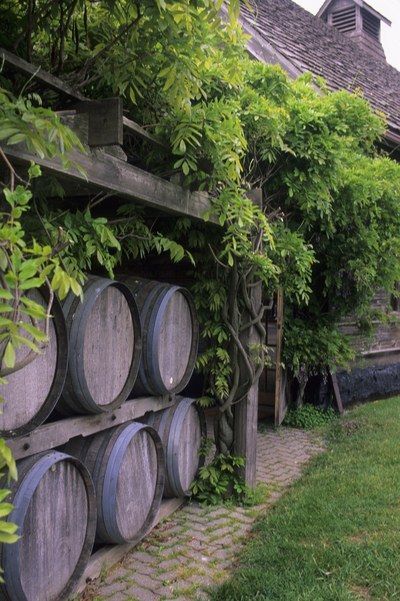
<box><xmin>361</xmin><ymin>346</ymin><xmax>400</xmax><ymax>357</ymax></box>
<box><xmin>6</xmin><ymin>396</ymin><xmax>173</xmax><ymax>460</ymax></box>
<box><xmin>0</xmin><ymin>47</ymin><xmax>163</xmax><ymax>147</ymax></box>
<box><xmin>76</xmin><ymin>98</ymin><xmax>123</xmax><ymax>146</ymax></box>
<box><xmin>76</xmin><ymin>497</ymin><xmax>184</xmax><ymax>594</ymax></box>
<box><xmin>2</xmin><ymin>144</ymin><xmax>215</xmax><ymax>222</ymax></box>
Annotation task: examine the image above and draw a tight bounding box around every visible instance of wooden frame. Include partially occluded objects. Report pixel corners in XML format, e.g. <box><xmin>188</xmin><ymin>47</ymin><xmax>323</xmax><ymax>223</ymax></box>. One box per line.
<box><xmin>0</xmin><ymin>47</ymin><xmax>163</xmax><ymax>148</ymax></box>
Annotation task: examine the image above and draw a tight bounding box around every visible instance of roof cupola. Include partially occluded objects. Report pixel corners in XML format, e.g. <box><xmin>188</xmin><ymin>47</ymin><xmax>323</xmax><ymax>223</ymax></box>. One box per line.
<box><xmin>317</xmin><ymin>0</ymin><xmax>391</xmax><ymax>60</ymax></box>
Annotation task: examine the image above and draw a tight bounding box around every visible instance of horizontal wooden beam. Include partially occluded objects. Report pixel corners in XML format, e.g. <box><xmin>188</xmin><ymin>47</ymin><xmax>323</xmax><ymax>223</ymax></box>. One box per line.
<box><xmin>2</xmin><ymin>143</ymin><xmax>215</xmax><ymax>222</ymax></box>
<box><xmin>0</xmin><ymin>47</ymin><xmax>85</xmax><ymax>100</ymax></box>
<box><xmin>123</xmin><ymin>116</ymin><xmax>166</xmax><ymax>148</ymax></box>
<box><xmin>6</xmin><ymin>396</ymin><xmax>173</xmax><ymax>460</ymax></box>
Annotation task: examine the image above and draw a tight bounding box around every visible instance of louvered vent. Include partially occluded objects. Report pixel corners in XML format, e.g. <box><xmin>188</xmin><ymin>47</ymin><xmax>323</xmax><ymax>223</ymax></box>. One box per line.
<box><xmin>331</xmin><ymin>6</ymin><xmax>356</xmax><ymax>33</ymax></box>
<box><xmin>361</xmin><ymin>8</ymin><xmax>380</xmax><ymax>39</ymax></box>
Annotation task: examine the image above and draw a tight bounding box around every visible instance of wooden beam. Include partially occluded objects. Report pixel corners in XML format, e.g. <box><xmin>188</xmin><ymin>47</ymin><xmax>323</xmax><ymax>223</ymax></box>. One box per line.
<box><xmin>274</xmin><ymin>288</ymin><xmax>288</xmax><ymax>426</ymax></box>
<box><xmin>123</xmin><ymin>116</ymin><xmax>166</xmax><ymax>149</ymax></box>
<box><xmin>6</xmin><ymin>396</ymin><xmax>173</xmax><ymax>460</ymax></box>
<box><xmin>0</xmin><ymin>47</ymin><xmax>85</xmax><ymax>101</ymax></box>
<box><xmin>2</xmin><ymin>143</ymin><xmax>215</xmax><ymax>222</ymax></box>
<box><xmin>234</xmin><ymin>280</ymin><xmax>261</xmax><ymax>487</ymax></box>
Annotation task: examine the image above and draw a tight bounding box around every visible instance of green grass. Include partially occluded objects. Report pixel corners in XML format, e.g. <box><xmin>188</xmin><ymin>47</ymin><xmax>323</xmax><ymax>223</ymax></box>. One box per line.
<box><xmin>212</xmin><ymin>397</ymin><xmax>400</xmax><ymax>601</ymax></box>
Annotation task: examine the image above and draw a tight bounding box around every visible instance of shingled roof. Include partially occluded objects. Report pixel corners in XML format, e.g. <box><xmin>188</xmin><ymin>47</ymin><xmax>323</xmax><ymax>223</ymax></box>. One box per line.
<box><xmin>240</xmin><ymin>0</ymin><xmax>400</xmax><ymax>145</ymax></box>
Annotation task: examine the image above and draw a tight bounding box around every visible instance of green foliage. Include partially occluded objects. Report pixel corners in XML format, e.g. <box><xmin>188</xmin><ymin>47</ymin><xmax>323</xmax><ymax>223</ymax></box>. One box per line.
<box><xmin>0</xmin><ymin>84</ymin><xmax>86</xmax><ymax>555</ymax></box>
<box><xmin>283</xmin><ymin>319</ymin><xmax>355</xmax><ymax>376</ymax></box>
<box><xmin>283</xmin><ymin>404</ymin><xmax>337</xmax><ymax>430</ymax></box>
<box><xmin>190</xmin><ymin>452</ymin><xmax>246</xmax><ymax>505</ymax></box>
<box><xmin>212</xmin><ymin>397</ymin><xmax>400</xmax><ymax>601</ymax></box>
<box><xmin>0</xmin><ymin>440</ymin><xmax>18</xmax><ymax>547</ymax></box>
<box><xmin>0</xmin><ymin>86</ymin><xmax>84</xmax><ymax>167</ymax></box>
<box><xmin>3</xmin><ymin>0</ymin><xmax>400</xmax><ymax>498</ymax></box>
<box><xmin>0</xmin><ymin>87</ymin><xmax>84</xmax><ymax>374</ymax></box>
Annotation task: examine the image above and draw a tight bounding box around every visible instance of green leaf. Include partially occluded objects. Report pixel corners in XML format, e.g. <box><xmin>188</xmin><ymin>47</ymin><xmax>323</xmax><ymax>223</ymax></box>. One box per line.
<box><xmin>3</xmin><ymin>342</ymin><xmax>15</xmax><ymax>369</ymax></box>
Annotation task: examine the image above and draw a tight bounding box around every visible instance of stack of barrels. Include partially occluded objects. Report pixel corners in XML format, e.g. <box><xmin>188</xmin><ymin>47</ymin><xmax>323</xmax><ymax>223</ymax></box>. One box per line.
<box><xmin>0</xmin><ymin>276</ymin><xmax>206</xmax><ymax>601</ymax></box>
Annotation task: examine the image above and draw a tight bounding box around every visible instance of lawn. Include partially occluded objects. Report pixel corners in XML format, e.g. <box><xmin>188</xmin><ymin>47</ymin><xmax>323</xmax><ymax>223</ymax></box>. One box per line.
<box><xmin>212</xmin><ymin>397</ymin><xmax>400</xmax><ymax>601</ymax></box>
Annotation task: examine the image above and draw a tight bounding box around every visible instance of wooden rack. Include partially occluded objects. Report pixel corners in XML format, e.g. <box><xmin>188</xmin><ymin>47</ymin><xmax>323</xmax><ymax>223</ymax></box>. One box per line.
<box><xmin>5</xmin><ymin>396</ymin><xmax>173</xmax><ymax>460</ymax></box>
<box><xmin>1</xmin><ymin>48</ymin><xmax>261</xmax><ymax>598</ymax></box>
<box><xmin>5</xmin><ymin>395</ymin><xmax>180</xmax><ymax>594</ymax></box>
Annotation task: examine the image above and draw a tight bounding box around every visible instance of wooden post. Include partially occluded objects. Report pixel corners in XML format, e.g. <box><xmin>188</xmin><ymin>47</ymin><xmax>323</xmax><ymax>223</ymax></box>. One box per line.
<box><xmin>328</xmin><ymin>370</ymin><xmax>344</xmax><ymax>414</ymax></box>
<box><xmin>274</xmin><ymin>288</ymin><xmax>288</xmax><ymax>425</ymax></box>
<box><xmin>76</xmin><ymin>98</ymin><xmax>123</xmax><ymax>146</ymax></box>
<box><xmin>233</xmin><ymin>189</ymin><xmax>263</xmax><ymax>488</ymax></box>
<box><xmin>233</xmin><ymin>281</ymin><xmax>262</xmax><ymax>487</ymax></box>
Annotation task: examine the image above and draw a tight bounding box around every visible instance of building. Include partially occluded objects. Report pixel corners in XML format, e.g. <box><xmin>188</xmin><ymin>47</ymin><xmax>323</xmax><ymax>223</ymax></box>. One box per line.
<box><xmin>240</xmin><ymin>0</ymin><xmax>400</xmax><ymax>410</ymax></box>
<box><xmin>240</xmin><ymin>0</ymin><xmax>400</xmax><ymax>155</ymax></box>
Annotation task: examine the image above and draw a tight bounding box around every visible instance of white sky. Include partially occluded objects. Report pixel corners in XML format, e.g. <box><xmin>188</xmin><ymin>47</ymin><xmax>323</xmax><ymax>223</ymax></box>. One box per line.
<box><xmin>292</xmin><ymin>0</ymin><xmax>400</xmax><ymax>70</ymax></box>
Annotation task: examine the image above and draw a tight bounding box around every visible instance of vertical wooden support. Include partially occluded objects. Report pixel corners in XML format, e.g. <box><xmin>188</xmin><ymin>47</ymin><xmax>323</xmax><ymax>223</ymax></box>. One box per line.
<box><xmin>233</xmin><ymin>279</ymin><xmax>262</xmax><ymax>488</ymax></box>
<box><xmin>274</xmin><ymin>288</ymin><xmax>288</xmax><ymax>426</ymax></box>
<box><xmin>328</xmin><ymin>370</ymin><xmax>344</xmax><ymax>415</ymax></box>
<box><xmin>76</xmin><ymin>98</ymin><xmax>123</xmax><ymax>146</ymax></box>
<box><xmin>233</xmin><ymin>189</ymin><xmax>263</xmax><ymax>488</ymax></box>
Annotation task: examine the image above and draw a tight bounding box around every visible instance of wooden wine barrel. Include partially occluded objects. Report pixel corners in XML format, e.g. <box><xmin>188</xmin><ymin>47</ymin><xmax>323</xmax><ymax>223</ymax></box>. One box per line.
<box><xmin>145</xmin><ymin>397</ymin><xmax>206</xmax><ymax>497</ymax></box>
<box><xmin>58</xmin><ymin>276</ymin><xmax>141</xmax><ymax>415</ymax></box>
<box><xmin>0</xmin><ymin>451</ymin><xmax>96</xmax><ymax>601</ymax></box>
<box><xmin>65</xmin><ymin>421</ymin><xmax>164</xmax><ymax>544</ymax></box>
<box><xmin>0</xmin><ymin>288</ymin><xmax>68</xmax><ymax>438</ymax></box>
<box><xmin>122</xmin><ymin>278</ymin><xmax>199</xmax><ymax>396</ymax></box>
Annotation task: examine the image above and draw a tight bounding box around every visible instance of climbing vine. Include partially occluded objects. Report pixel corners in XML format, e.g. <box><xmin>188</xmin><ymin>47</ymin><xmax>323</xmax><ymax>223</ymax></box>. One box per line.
<box><xmin>1</xmin><ymin>0</ymin><xmax>400</xmax><ymax>466</ymax></box>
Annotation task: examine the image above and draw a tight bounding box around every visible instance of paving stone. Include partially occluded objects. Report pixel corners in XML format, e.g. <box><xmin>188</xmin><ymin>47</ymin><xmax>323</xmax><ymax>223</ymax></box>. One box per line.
<box><xmin>82</xmin><ymin>427</ymin><xmax>325</xmax><ymax>601</ymax></box>
<box><xmin>158</xmin><ymin>559</ymin><xmax>181</xmax><ymax>571</ymax></box>
<box><xmin>134</xmin><ymin>562</ymin><xmax>158</xmax><ymax>576</ymax></box>
<box><xmin>130</xmin><ymin>552</ymin><xmax>157</xmax><ymax>565</ymax></box>
<box><xmin>97</xmin><ymin>581</ymin><xmax>128</xmax><ymax>597</ymax></box>
<box><xmin>108</xmin><ymin>566</ymin><xmax>131</xmax><ymax>580</ymax></box>
<box><xmin>125</xmin><ymin>584</ymin><xmax>158</xmax><ymax>600</ymax></box>
<box><xmin>131</xmin><ymin>573</ymin><xmax>162</xmax><ymax>590</ymax></box>
<box><xmin>98</xmin><ymin>593</ymin><xmax>127</xmax><ymax>601</ymax></box>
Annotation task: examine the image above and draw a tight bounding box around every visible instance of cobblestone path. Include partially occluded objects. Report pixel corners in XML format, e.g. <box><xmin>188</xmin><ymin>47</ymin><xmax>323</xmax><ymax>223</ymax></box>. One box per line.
<box><xmin>80</xmin><ymin>427</ymin><xmax>325</xmax><ymax>601</ymax></box>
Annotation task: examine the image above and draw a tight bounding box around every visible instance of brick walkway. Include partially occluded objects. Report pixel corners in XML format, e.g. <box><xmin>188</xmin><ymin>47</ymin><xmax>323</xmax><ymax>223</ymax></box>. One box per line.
<box><xmin>80</xmin><ymin>427</ymin><xmax>325</xmax><ymax>601</ymax></box>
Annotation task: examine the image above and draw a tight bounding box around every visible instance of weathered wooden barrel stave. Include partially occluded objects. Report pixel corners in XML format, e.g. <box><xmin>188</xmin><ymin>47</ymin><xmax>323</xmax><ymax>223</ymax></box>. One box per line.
<box><xmin>0</xmin><ymin>288</ymin><xmax>68</xmax><ymax>438</ymax></box>
<box><xmin>145</xmin><ymin>397</ymin><xmax>206</xmax><ymax>497</ymax></box>
<box><xmin>0</xmin><ymin>451</ymin><xmax>96</xmax><ymax>601</ymax></box>
<box><xmin>58</xmin><ymin>276</ymin><xmax>142</xmax><ymax>415</ymax></box>
<box><xmin>122</xmin><ymin>278</ymin><xmax>199</xmax><ymax>397</ymax></box>
<box><xmin>65</xmin><ymin>421</ymin><xmax>164</xmax><ymax>544</ymax></box>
